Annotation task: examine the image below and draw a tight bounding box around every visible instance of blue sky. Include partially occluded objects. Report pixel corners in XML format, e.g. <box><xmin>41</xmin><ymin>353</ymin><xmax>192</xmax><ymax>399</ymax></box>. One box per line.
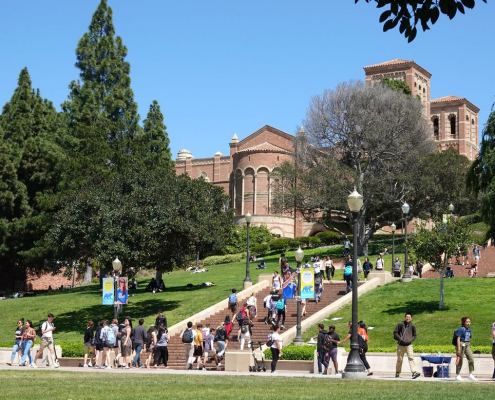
<box><xmin>1</xmin><ymin>0</ymin><xmax>494</xmax><ymax>159</ymax></box>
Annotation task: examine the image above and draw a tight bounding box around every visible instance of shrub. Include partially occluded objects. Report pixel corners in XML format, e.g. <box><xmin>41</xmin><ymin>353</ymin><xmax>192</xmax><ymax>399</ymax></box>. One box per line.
<box><xmin>58</xmin><ymin>341</ymin><xmax>86</xmax><ymax>357</ymax></box>
<box><xmin>316</xmin><ymin>231</ymin><xmax>341</xmax><ymax>245</ymax></box>
<box><xmin>298</xmin><ymin>236</ymin><xmax>311</xmax><ymax>247</ymax></box>
<box><xmin>264</xmin><ymin>345</ymin><xmax>316</xmax><ymax>360</ymax></box>
<box><xmin>251</xmin><ymin>243</ymin><xmax>269</xmax><ymax>257</ymax></box>
<box><xmin>459</xmin><ymin>213</ymin><xmax>482</xmax><ymax>225</ymax></box>
<box><xmin>288</xmin><ymin>239</ymin><xmax>300</xmax><ymax>249</ymax></box>
<box><xmin>268</xmin><ymin>238</ymin><xmax>290</xmax><ymax>252</ymax></box>
<box><xmin>203</xmin><ymin>253</ymin><xmax>244</xmax><ymax>266</ymax></box>
<box><xmin>308</xmin><ymin>236</ymin><xmax>321</xmax><ymax>248</ymax></box>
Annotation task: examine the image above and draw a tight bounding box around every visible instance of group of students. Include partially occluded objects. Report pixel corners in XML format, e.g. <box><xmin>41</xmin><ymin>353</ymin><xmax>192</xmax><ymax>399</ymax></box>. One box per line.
<box><xmin>82</xmin><ymin>311</ymin><xmax>169</xmax><ymax>369</ymax></box>
<box><xmin>6</xmin><ymin>313</ymin><xmax>60</xmax><ymax>368</ymax></box>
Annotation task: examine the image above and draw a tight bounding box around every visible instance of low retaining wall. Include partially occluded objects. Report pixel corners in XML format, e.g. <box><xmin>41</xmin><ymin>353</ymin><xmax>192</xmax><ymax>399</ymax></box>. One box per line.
<box><xmin>0</xmin><ymin>345</ymin><xmax>63</xmax><ymax>365</ymax></box>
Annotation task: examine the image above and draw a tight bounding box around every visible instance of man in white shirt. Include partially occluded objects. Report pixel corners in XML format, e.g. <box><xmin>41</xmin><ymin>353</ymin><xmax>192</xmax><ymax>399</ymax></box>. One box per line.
<box><xmin>32</xmin><ymin>313</ymin><xmax>58</xmax><ymax>368</ymax></box>
<box><xmin>180</xmin><ymin>321</ymin><xmax>197</xmax><ymax>370</ymax></box>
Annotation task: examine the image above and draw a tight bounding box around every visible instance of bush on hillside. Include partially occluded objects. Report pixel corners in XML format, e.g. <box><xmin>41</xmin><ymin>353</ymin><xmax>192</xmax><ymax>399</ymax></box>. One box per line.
<box><xmin>459</xmin><ymin>213</ymin><xmax>482</xmax><ymax>225</ymax></box>
<box><xmin>225</xmin><ymin>224</ymin><xmax>273</xmax><ymax>254</ymax></box>
<box><xmin>269</xmin><ymin>238</ymin><xmax>290</xmax><ymax>252</ymax></box>
<box><xmin>288</xmin><ymin>239</ymin><xmax>301</xmax><ymax>249</ymax></box>
<box><xmin>251</xmin><ymin>243</ymin><xmax>269</xmax><ymax>257</ymax></box>
<box><xmin>203</xmin><ymin>253</ymin><xmax>244</xmax><ymax>266</ymax></box>
<box><xmin>298</xmin><ymin>236</ymin><xmax>311</xmax><ymax>248</ymax></box>
<box><xmin>316</xmin><ymin>231</ymin><xmax>341</xmax><ymax>245</ymax></box>
<box><xmin>308</xmin><ymin>236</ymin><xmax>321</xmax><ymax>248</ymax></box>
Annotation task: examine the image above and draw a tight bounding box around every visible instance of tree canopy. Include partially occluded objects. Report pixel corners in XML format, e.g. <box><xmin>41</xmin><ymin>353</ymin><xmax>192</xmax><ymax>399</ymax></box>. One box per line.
<box><xmin>356</xmin><ymin>0</ymin><xmax>487</xmax><ymax>42</ymax></box>
<box><xmin>467</xmin><ymin>103</ymin><xmax>495</xmax><ymax>239</ymax></box>
<box><xmin>272</xmin><ymin>81</ymin><xmax>436</xmax><ymax>255</ymax></box>
<box><xmin>409</xmin><ymin>219</ymin><xmax>472</xmax><ymax>309</ymax></box>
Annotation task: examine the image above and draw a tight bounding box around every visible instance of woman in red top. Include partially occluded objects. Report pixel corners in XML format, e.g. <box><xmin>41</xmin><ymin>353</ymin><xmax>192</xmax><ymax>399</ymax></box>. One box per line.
<box><xmin>358</xmin><ymin>321</ymin><xmax>372</xmax><ymax>376</ymax></box>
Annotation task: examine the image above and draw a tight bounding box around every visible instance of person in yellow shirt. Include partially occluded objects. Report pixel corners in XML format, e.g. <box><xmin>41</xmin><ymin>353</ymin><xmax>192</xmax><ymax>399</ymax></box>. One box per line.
<box><xmin>194</xmin><ymin>324</ymin><xmax>204</xmax><ymax>370</ymax></box>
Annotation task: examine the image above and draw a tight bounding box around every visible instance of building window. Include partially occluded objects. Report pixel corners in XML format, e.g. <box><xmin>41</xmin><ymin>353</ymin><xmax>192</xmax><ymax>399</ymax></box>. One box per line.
<box><xmin>449</xmin><ymin>115</ymin><xmax>456</xmax><ymax>136</ymax></box>
<box><xmin>433</xmin><ymin>117</ymin><xmax>439</xmax><ymax>138</ymax></box>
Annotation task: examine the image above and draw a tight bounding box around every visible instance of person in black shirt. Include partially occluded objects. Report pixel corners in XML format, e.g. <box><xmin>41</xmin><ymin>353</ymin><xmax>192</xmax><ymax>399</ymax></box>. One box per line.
<box><xmin>155</xmin><ymin>310</ymin><xmax>167</xmax><ymax>329</ymax></box>
<box><xmin>316</xmin><ymin>324</ymin><xmax>329</xmax><ymax>375</ymax></box>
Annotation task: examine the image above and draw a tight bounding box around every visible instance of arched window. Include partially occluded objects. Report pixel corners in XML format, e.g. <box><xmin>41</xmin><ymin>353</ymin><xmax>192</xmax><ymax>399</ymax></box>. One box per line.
<box><xmin>433</xmin><ymin>117</ymin><xmax>439</xmax><ymax>138</ymax></box>
<box><xmin>449</xmin><ymin>115</ymin><xmax>456</xmax><ymax>136</ymax></box>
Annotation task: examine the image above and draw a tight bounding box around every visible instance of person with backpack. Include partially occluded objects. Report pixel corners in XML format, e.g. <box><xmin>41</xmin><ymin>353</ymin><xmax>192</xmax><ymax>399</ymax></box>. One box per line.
<box><xmin>132</xmin><ymin>318</ymin><xmax>147</xmax><ymax>368</ymax></box>
<box><xmin>278</xmin><ymin>253</ymin><xmax>287</xmax><ymax>274</ymax></box>
<box><xmin>393</xmin><ymin>313</ymin><xmax>420</xmax><ymax>379</ymax></box>
<box><xmin>269</xmin><ymin>290</ymin><xmax>281</xmax><ymax>323</ymax></box>
<box><xmin>144</xmin><ymin>325</ymin><xmax>156</xmax><ymax>368</ymax></box>
<box><xmin>181</xmin><ymin>321</ymin><xmax>196</xmax><ymax>370</ymax></box>
<box><xmin>358</xmin><ymin>321</ymin><xmax>373</xmax><ymax>376</ymax></box>
<box><xmin>315</xmin><ymin>276</ymin><xmax>324</xmax><ymax>302</ymax></box>
<box><xmin>326</xmin><ymin>325</ymin><xmax>341</xmax><ymax>375</ymax></box>
<box><xmin>214</xmin><ymin>322</ymin><xmax>228</xmax><ymax>362</ymax></box>
<box><xmin>228</xmin><ymin>289</ymin><xmax>239</xmax><ymax>322</ymax></box>
<box><xmin>316</xmin><ymin>323</ymin><xmax>330</xmax><ymax>375</ymax></box>
<box><xmin>155</xmin><ymin>310</ymin><xmax>167</xmax><ymax>329</ymax></box>
<box><xmin>32</xmin><ymin>313</ymin><xmax>59</xmax><ymax>368</ymax></box>
<box><xmin>120</xmin><ymin>317</ymin><xmax>133</xmax><ymax>369</ymax></box>
<box><xmin>275</xmin><ymin>296</ymin><xmax>286</xmax><ymax>329</ymax></box>
<box><xmin>93</xmin><ymin>320</ymin><xmax>103</xmax><ymax>368</ymax></box>
<box><xmin>83</xmin><ymin>320</ymin><xmax>95</xmax><ymax>368</ymax></box>
<box><xmin>415</xmin><ymin>259</ymin><xmax>423</xmax><ymax>278</ymax></box>
<box><xmin>19</xmin><ymin>320</ymin><xmax>36</xmax><ymax>367</ymax></box>
<box><xmin>154</xmin><ymin>325</ymin><xmax>169</xmax><ymax>368</ymax></box>
<box><xmin>203</xmin><ymin>327</ymin><xmax>220</xmax><ymax>369</ymax></box>
<box><xmin>343</xmin><ymin>255</ymin><xmax>353</xmax><ymax>294</ymax></box>
<box><xmin>375</xmin><ymin>254</ymin><xmax>385</xmax><ymax>271</ymax></box>
<box><xmin>454</xmin><ymin>316</ymin><xmax>477</xmax><ymax>381</ymax></box>
<box><xmin>100</xmin><ymin>320</ymin><xmax>113</xmax><ymax>369</ymax></box>
<box><xmin>393</xmin><ymin>257</ymin><xmax>402</xmax><ymax>278</ymax></box>
<box><xmin>109</xmin><ymin>318</ymin><xmax>120</xmax><ymax>366</ymax></box>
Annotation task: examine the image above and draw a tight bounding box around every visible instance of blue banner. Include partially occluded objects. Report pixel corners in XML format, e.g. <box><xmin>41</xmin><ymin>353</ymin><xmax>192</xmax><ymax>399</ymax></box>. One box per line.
<box><xmin>102</xmin><ymin>278</ymin><xmax>114</xmax><ymax>305</ymax></box>
<box><xmin>300</xmin><ymin>269</ymin><xmax>314</xmax><ymax>299</ymax></box>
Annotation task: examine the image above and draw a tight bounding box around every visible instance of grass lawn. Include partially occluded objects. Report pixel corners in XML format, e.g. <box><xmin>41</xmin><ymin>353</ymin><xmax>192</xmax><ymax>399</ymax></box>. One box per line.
<box><xmin>302</xmin><ymin>278</ymin><xmax>495</xmax><ymax>352</ymax></box>
<box><xmin>0</xmin><ymin>371</ymin><xmax>491</xmax><ymax>399</ymax></box>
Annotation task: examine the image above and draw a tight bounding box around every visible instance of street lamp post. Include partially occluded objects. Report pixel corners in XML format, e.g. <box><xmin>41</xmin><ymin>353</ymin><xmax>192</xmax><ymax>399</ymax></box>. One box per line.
<box><xmin>112</xmin><ymin>257</ymin><xmax>122</xmax><ymax>320</ymax></box>
<box><xmin>391</xmin><ymin>222</ymin><xmax>396</xmax><ymax>264</ymax></box>
<box><xmin>401</xmin><ymin>203</ymin><xmax>411</xmax><ymax>282</ymax></box>
<box><xmin>342</xmin><ymin>188</ymin><xmax>366</xmax><ymax>379</ymax></box>
<box><xmin>449</xmin><ymin>203</ymin><xmax>454</xmax><ymax>221</ymax></box>
<box><xmin>243</xmin><ymin>213</ymin><xmax>253</xmax><ymax>289</ymax></box>
<box><xmin>293</xmin><ymin>247</ymin><xmax>305</xmax><ymax>345</ymax></box>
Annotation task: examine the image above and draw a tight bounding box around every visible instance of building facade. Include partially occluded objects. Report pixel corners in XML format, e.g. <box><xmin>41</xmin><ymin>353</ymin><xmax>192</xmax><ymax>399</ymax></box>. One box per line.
<box><xmin>175</xmin><ymin>60</ymin><xmax>480</xmax><ymax>237</ymax></box>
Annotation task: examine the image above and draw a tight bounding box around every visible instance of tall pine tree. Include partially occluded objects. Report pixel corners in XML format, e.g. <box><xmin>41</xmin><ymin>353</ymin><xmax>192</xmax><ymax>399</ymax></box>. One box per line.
<box><xmin>141</xmin><ymin>100</ymin><xmax>173</xmax><ymax>169</ymax></box>
<box><xmin>62</xmin><ymin>0</ymin><xmax>141</xmax><ymax>186</ymax></box>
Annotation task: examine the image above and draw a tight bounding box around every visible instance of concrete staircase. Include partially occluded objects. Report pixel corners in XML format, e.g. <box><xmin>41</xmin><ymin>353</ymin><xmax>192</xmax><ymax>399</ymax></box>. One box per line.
<box><xmin>165</xmin><ymin>280</ymin><xmax>351</xmax><ymax>370</ymax></box>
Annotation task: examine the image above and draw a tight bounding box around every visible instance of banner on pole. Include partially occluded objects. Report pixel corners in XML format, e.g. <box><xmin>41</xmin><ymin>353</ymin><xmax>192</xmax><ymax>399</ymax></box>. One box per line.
<box><xmin>102</xmin><ymin>278</ymin><xmax>114</xmax><ymax>305</ymax></box>
<box><xmin>300</xmin><ymin>269</ymin><xmax>314</xmax><ymax>299</ymax></box>
<box><xmin>116</xmin><ymin>277</ymin><xmax>128</xmax><ymax>305</ymax></box>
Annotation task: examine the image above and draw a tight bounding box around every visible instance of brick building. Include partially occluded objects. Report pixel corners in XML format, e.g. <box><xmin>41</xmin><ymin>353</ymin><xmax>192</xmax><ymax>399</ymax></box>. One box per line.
<box><xmin>176</xmin><ymin>60</ymin><xmax>480</xmax><ymax>238</ymax></box>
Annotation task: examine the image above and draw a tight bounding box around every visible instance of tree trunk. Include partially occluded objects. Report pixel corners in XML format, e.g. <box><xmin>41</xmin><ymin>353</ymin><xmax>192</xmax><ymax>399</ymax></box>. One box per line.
<box><xmin>439</xmin><ymin>258</ymin><xmax>447</xmax><ymax>310</ymax></box>
<box><xmin>82</xmin><ymin>264</ymin><xmax>92</xmax><ymax>284</ymax></box>
<box><xmin>156</xmin><ymin>270</ymin><xmax>163</xmax><ymax>285</ymax></box>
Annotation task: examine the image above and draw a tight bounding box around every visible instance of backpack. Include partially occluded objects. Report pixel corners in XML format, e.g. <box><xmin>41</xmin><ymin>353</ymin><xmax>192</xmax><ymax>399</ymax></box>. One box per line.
<box><xmin>322</xmin><ymin>333</ymin><xmax>332</xmax><ymax>351</ymax></box>
<box><xmin>105</xmin><ymin>327</ymin><xmax>116</xmax><ymax>345</ymax></box>
<box><xmin>37</xmin><ymin>322</ymin><xmax>46</xmax><ymax>337</ymax></box>
<box><xmin>182</xmin><ymin>328</ymin><xmax>193</xmax><ymax>344</ymax></box>
<box><xmin>229</xmin><ymin>293</ymin><xmax>237</xmax><ymax>305</ymax></box>
<box><xmin>94</xmin><ymin>326</ymin><xmax>103</xmax><ymax>346</ymax></box>
<box><xmin>145</xmin><ymin>331</ymin><xmax>153</xmax><ymax>345</ymax></box>
<box><xmin>276</xmin><ymin>299</ymin><xmax>285</xmax><ymax>310</ymax></box>
<box><xmin>314</xmin><ymin>275</ymin><xmax>322</xmax><ymax>285</ymax></box>
<box><xmin>241</xmin><ymin>324</ymin><xmax>249</xmax><ymax>334</ymax></box>
<box><xmin>249</xmin><ymin>305</ymin><xmax>257</xmax><ymax>318</ymax></box>
<box><xmin>214</xmin><ymin>328</ymin><xmax>226</xmax><ymax>342</ymax></box>
<box><xmin>344</xmin><ymin>265</ymin><xmax>352</xmax><ymax>276</ymax></box>
<box><xmin>266</xmin><ymin>333</ymin><xmax>273</xmax><ymax>347</ymax></box>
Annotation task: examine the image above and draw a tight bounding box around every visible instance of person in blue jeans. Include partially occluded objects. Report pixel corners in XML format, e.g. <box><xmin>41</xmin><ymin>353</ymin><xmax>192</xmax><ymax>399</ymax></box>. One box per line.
<box><xmin>132</xmin><ymin>318</ymin><xmax>147</xmax><ymax>368</ymax></box>
<box><xmin>19</xmin><ymin>320</ymin><xmax>36</xmax><ymax>366</ymax></box>
<box><xmin>7</xmin><ymin>319</ymin><xmax>24</xmax><ymax>366</ymax></box>
<box><xmin>316</xmin><ymin>324</ymin><xmax>329</xmax><ymax>374</ymax></box>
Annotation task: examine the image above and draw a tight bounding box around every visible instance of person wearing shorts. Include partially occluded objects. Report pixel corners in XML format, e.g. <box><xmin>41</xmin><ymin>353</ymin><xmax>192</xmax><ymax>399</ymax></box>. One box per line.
<box><xmin>327</xmin><ymin>325</ymin><xmax>340</xmax><ymax>375</ymax></box>
<box><xmin>203</xmin><ymin>327</ymin><xmax>219</xmax><ymax>369</ymax></box>
<box><xmin>33</xmin><ymin>313</ymin><xmax>58</xmax><ymax>368</ymax></box>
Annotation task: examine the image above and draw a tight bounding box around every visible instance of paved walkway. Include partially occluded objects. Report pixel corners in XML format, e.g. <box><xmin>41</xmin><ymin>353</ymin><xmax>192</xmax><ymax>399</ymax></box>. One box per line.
<box><xmin>1</xmin><ymin>364</ymin><xmax>493</xmax><ymax>383</ymax></box>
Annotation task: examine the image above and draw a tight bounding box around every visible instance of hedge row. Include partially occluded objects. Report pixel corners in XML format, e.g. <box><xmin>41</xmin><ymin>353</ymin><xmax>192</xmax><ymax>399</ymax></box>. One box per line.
<box><xmin>203</xmin><ymin>253</ymin><xmax>244</xmax><ymax>266</ymax></box>
<box><xmin>263</xmin><ymin>344</ymin><xmax>493</xmax><ymax>360</ymax></box>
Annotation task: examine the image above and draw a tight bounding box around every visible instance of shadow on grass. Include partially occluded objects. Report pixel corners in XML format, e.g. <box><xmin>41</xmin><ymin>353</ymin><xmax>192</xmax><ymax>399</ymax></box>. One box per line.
<box><xmin>382</xmin><ymin>300</ymin><xmax>449</xmax><ymax>316</ymax></box>
<box><xmin>53</xmin><ymin>297</ymin><xmax>180</xmax><ymax>335</ymax></box>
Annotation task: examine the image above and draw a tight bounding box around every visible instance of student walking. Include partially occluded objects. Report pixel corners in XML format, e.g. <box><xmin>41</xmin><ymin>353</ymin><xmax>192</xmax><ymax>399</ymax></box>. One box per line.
<box><xmin>316</xmin><ymin>324</ymin><xmax>329</xmax><ymax>375</ymax></box>
<box><xmin>6</xmin><ymin>319</ymin><xmax>24</xmax><ymax>366</ymax></box>
<box><xmin>393</xmin><ymin>313</ymin><xmax>420</xmax><ymax>379</ymax></box>
<box><xmin>132</xmin><ymin>318</ymin><xmax>147</xmax><ymax>368</ymax></box>
<box><xmin>269</xmin><ymin>324</ymin><xmax>283</xmax><ymax>373</ymax></box>
<box><xmin>154</xmin><ymin>325</ymin><xmax>169</xmax><ymax>368</ymax></box>
<box><xmin>180</xmin><ymin>321</ymin><xmax>196</xmax><ymax>370</ymax></box>
<box><xmin>454</xmin><ymin>317</ymin><xmax>477</xmax><ymax>381</ymax></box>
<box><xmin>83</xmin><ymin>321</ymin><xmax>95</xmax><ymax>368</ymax></box>
<box><xmin>33</xmin><ymin>313</ymin><xmax>59</xmax><ymax>368</ymax></box>
<box><xmin>19</xmin><ymin>320</ymin><xmax>36</xmax><ymax>367</ymax></box>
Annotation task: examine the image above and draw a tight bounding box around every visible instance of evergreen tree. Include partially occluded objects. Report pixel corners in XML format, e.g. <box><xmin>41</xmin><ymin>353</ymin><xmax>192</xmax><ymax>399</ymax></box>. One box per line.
<box><xmin>141</xmin><ymin>100</ymin><xmax>173</xmax><ymax>169</ymax></box>
<box><xmin>62</xmin><ymin>0</ymin><xmax>141</xmax><ymax>186</ymax></box>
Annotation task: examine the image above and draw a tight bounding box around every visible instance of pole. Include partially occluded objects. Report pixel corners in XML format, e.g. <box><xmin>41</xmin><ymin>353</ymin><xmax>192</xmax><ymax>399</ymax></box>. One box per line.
<box><xmin>342</xmin><ymin>211</ymin><xmax>366</xmax><ymax>378</ymax></box>
<box><xmin>402</xmin><ymin>213</ymin><xmax>410</xmax><ymax>279</ymax></box>
<box><xmin>244</xmin><ymin>221</ymin><xmax>252</xmax><ymax>287</ymax></box>
<box><xmin>392</xmin><ymin>231</ymin><xmax>395</xmax><ymax>265</ymax></box>
<box><xmin>293</xmin><ymin>260</ymin><xmax>304</xmax><ymax>345</ymax></box>
<box><xmin>113</xmin><ymin>272</ymin><xmax>118</xmax><ymax>320</ymax></box>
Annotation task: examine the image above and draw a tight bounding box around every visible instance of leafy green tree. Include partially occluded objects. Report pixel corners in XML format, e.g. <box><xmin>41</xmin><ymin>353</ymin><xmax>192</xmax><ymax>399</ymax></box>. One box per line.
<box><xmin>412</xmin><ymin>148</ymin><xmax>479</xmax><ymax>219</ymax></box>
<box><xmin>272</xmin><ymin>81</ymin><xmax>435</xmax><ymax>255</ymax></box>
<box><xmin>0</xmin><ymin>68</ymin><xmax>66</xmax><ymax>279</ymax></box>
<box><xmin>140</xmin><ymin>100</ymin><xmax>173</xmax><ymax>169</ymax></box>
<box><xmin>381</xmin><ymin>77</ymin><xmax>412</xmax><ymax>96</ymax></box>
<box><xmin>356</xmin><ymin>0</ymin><xmax>487</xmax><ymax>42</ymax></box>
<box><xmin>409</xmin><ymin>219</ymin><xmax>471</xmax><ymax>309</ymax></box>
<box><xmin>467</xmin><ymin>104</ymin><xmax>495</xmax><ymax>239</ymax></box>
<box><xmin>62</xmin><ymin>0</ymin><xmax>141</xmax><ymax>186</ymax></box>
<box><xmin>225</xmin><ymin>224</ymin><xmax>273</xmax><ymax>254</ymax></box>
